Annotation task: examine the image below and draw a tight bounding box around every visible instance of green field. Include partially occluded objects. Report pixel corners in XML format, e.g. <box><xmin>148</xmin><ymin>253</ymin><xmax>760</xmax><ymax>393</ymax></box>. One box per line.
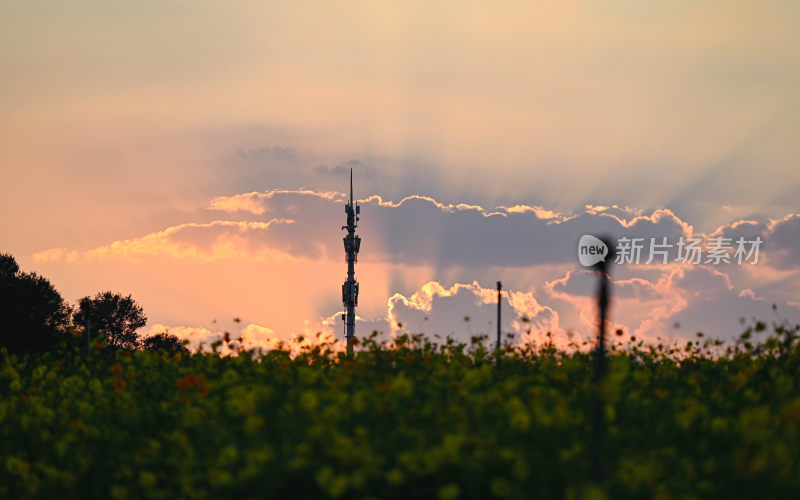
<box><xmin>2</xmin><ymin>327</ymin><xmax>800</xmax><ymax>499</ymax></box>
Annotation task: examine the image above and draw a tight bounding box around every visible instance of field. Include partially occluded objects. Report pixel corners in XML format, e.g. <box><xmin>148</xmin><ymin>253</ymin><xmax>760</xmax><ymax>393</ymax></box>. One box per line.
<box><xmin>2</xmin><ymin>327</ymin><xmax>800</xmax><ymax>499</ymax></box>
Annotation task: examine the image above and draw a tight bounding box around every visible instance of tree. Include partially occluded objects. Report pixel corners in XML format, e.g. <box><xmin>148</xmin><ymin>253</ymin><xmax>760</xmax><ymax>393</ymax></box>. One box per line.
<box><xmin>142</xmin><ymin>332</ymin><xmax>189</xmax><ymax>354</ymax></box>
<box><xmin>74</xmin><ymin>292</ymin><xmax>147</xmax><ymax>349</ymax></box>
<box><xmin>0</xmin><ymin>253</ymin><xmax>73</xmax><ymax>352</ymax></box>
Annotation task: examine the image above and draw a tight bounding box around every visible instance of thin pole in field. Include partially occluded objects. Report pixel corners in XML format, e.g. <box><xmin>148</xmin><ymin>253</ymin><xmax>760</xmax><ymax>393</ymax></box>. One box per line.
<box><xmin>496</xmin><ymin>281</ymin><xmax>502</xmax><ymax>364</ymax></box>
<box><xmin>591</xmin><ymin>237</ymin><xmax>614</xmax><ymax>484</ymax></box>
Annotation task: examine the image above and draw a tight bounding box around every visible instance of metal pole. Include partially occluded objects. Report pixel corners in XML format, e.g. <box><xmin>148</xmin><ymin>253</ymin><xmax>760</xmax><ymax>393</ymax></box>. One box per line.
<box><xmin>496</xmin><ymin>281</ymin><xmax>502</xmax><ymax>354</ymax></box>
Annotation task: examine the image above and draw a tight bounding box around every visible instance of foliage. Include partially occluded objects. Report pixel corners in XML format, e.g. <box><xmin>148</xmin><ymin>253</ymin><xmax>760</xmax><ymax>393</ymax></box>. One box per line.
<box><xmin>142</xmin><ymin>332</ymin><xmax>189</xmax><ymax>354</ymax></box>
<box><xmin>1</xmin><ymin>325</ymin><xmax>799</xmax><ymax>499</ymax></box>
<box><xmin>0</xmin><ymin>253</ymin><xmax>72</xmax><ymax>353</ymax></box>
<box><xmin>73</xmin><ymin>292</ymin><xmax>147</xmax><ymax>350</ymax></box>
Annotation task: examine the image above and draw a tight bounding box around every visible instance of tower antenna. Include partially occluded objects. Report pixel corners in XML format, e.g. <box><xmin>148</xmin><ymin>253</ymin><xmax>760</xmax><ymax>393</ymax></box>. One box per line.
<box><xmin>342</xmin><ymin>168</ymin><xmax>361</xmax><ymax>355</ymax></box>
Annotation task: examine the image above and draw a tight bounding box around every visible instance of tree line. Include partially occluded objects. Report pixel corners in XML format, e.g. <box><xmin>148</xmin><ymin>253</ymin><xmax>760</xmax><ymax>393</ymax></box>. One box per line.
<box><xmin>0</xmin><ymin>253</ymin><xmax>186</xmax><ymax>354</ymax></box>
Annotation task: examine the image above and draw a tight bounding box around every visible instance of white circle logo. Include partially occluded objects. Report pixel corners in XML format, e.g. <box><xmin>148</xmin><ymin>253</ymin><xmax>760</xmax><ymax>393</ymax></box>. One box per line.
<box><xmin>578</xmin><ymin>235</ymin><xmax>609</xmax><ymax>267</ymax></box>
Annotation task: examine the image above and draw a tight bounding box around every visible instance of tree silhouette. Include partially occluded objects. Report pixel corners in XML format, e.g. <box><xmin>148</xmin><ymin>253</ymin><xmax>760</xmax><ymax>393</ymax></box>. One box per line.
<box><xmin>74</xmin><ymin>292</ymin><xmax>146</xmax><ymax>349</ymax></box>
<box><xmin>0</xmin><ymin>253</ymin><xmax>72</xmax><ymax>352</ymax></box>
<box><xmin>142</xmin><ymin>332</ymin><xmax>189</xmax><ymax>354</ymax></box>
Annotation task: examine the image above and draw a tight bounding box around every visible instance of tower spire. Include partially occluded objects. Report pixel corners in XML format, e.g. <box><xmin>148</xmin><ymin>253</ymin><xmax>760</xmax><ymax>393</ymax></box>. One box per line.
<box><xmin>342</xmin><ymin>168</ymin><xmax>361</xmax><ymax>354</ymax></box>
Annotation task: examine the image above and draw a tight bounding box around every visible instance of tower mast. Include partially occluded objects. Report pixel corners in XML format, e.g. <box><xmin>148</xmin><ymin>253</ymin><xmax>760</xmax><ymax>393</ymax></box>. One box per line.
<box><xmin>342</xmin><ymin>168</ymin><xmax>361</xmax><ymax>355</ymax></box>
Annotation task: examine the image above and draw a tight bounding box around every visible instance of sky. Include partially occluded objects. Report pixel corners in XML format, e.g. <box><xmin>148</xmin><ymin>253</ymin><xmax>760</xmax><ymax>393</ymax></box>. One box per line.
<box><xmin>2</xmin><ymin>1</ymin><xmax>799</xmax><ymax>351</ymax></box>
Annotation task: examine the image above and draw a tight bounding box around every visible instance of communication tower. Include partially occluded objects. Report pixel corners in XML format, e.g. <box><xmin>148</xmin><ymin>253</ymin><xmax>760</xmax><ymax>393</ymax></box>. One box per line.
<box><xmin>341</xmin><ymin>169</ymin><xmax>361</xmax><ymax>354</ymax></box>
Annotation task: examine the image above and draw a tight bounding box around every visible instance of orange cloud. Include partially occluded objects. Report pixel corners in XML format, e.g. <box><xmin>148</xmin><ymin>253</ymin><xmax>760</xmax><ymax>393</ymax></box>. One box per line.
<box><xmin>207</xmin><ymin>189</ymin><xmax>344</xmax><ymax>215</ymax></box>
<box><xmin>84</xmin><ymin>219</ymin><xmax>295</xmax><ymax>262</ymax></box>
<box><xmin>206</xmin><ymin>192</ymin><xmax>268</xmax><ymax>215</ymax></box>
<box><xmin>32</xmin><ymin>247</ymin><xmax>78</xmax><ymax>263</ymax></box>
<box><xmin>499</xmin><ymin>204</ymin><xmax>574</xmax><ymax>222</ymax></box>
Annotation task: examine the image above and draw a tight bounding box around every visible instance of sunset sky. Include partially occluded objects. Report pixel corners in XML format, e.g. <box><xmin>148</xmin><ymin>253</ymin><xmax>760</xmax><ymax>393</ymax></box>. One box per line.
<box><xmin>2</xmin><ymin>1</ymin><xmax>798</xmax><ymax>350</ymax></box>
